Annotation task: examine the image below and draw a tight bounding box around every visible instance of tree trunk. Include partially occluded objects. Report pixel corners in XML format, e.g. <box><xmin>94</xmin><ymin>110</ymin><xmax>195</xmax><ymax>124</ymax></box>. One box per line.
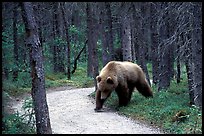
<box><xmin>100</xmin><ymin>2</ymin><xmax>114</xmax><ymax>66</ymax></box>
<box><xmin>86</xmin><ymin>3</ymin><xmax>99</xmax><ymax>90</ymax></box>
<box><xmin>105</xmin><ymin>2</ymin><xmax>114</xmax><ymax>61</ymax></box>
<box><xmin>150</xmin><ymin>3</ymin><xmax>159</xmax><ymax>85</ymax></box>
<box><xmin>86</xmin><ymin>2</ymin><xmax>94</xmax><ymax>77</ymax></box>
<box><xmin>61</xmin><ymin>2</ymin><xmax>71</xmax><ymax>79</ymax></box>
<box><xmin>71</xmin><ymin>40</ymin><xmax>87</xmax><ymax>74</ymax></box>
<box><xmin>13</xmin><ymin>3</ymin><xmax>18</xmax><ymax>81</ymax></box>
<box><xmin>191</xmin><ymin>3</ymin><xmax>202</xmax><ymax>108</ymax></box>
<box><xmin>52</xmin><ymin>3</ymin><xmax>65</xmax><ymax>73</ymax></box>
<box><xmin>56</xmin><ymin>3</ymin><xmax>65</xmax><ymax>73</ymax></box>
<box><xmin>185</xmin><ymin>60</ymin><xmax>194</xmax><ymax>105</ymax></box>
<box><xmin>53</xmin><ymin>3</ymin><xmax>58</xmax><ymax>73</ymax></box>
<box><xmin>99</xmin><ymin>2</ymin><xmax>109</xmax><ymax>66</ymax></box>
<box><xmin>176</xmin><ymin>37</ymin><xmax>181</xmax><ymax>84</ymax></box>
<box><xmin>136</xmin><ymin>3</ymin><xmax>151</xmax><ymax>86</ymax></box>
<box><xmin>158</xmin><ymin>3</ymin><xmax>171</xmax><ymax>91</ymax></box>
<box><xmin>121</xmin><ymin>4</ymin><xmax>132</xmax><ymax>62</ymax></box>
<box><xmin>20</xmin><ymin>2</ymin><xmax>52</xmax><ymax>134</ymax></box>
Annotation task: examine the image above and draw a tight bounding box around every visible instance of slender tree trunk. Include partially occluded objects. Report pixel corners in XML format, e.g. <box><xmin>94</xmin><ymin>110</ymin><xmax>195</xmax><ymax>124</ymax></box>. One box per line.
<box><xmin>56</xmin><ymin>3</ymin><xmax>65</xmax><ymax>73</ymax></box>
<box><xmin>185</xmin><ymin>61</ymin><xmax>194</xmax><ymax>105</ymax></box>
<box><xmin>61</xmin><ymin>2</ymin><xmax>71</xmax><ymax>79</ymax></box>
<box><xmin>150</xmin><ymin>3</ymin><xmax>159</xmax><ymax>85</ymax></box>
<box><xmin>86</xmin><ymin>2</ymin><xmax>94</xmax><ymax>77</ymax></box>
<box><xmin>71</xmin><ymin>40</ymin><xmax>87</xmax><ymax>74</ymax></box>
<box><xmin>92</xmin><ymin>4</ymin><xmax>99</xmax><ymax>88</ymax></box>
<box><xmin>176</xmin><ymin>38</ymin><xmax>181</xmax><ymax>84</ymax></box>
<box><xmin>20</xmin><ymin>2</ymin><xmax>52</xmax><ymax>134</ymax></box>
<box><xmin>13</xmin><ymin>4</ymin><xmax>18</xmax><ymax>81</ymax></box>
<box><xmin>144</xmin><ymin>2</ymin><xmax>152</xmax><ymax>62</ymax></box>
<box><xmin>53</xmin><ymin>3</ymin><xmax>58</xmax><ymax>72</ymax></box>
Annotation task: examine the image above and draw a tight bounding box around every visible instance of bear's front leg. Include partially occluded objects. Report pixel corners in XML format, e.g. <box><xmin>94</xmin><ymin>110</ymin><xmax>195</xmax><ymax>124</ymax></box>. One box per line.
<box><xmin>115</xmin><ymin>86</ymin><xmax>130</xmax><ymax>107</ymax></box>
<box><xmin>94</xmin><ymin>90</ymin><xmax>105</xmax><ymax>112</ymax></box>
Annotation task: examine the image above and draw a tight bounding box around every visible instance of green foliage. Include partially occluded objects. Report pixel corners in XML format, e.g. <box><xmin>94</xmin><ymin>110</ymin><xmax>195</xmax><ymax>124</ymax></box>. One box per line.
<box><xmin>2</xmin><ymin>31</ymin><xmax>14</xmax><ymax>72</ymax></box>
<box><xmin>2</xmin><ymin>97</ymin><xmax>36</xmax><ymax>134</ymax></box>
<box><xmin>70</xmin><ymin>65</ymin><xmax>94</xmax><ymax>88</ymax></box>
<box><xmin>113</xmin><ymin>33</ymin><xmax>121</xmax><ymax>48</ymax></box>
<box><xmin>54</xmin><ymin>37</ymin><xmax>67</xmax><ymax>46</ymax></box>
<box><xmin>2</xmin><ymin>113</ymin><xmax>35</xmax><ymax>134</ymax></box>
<box><xmin>3</xmin><ymin>78</ymin><xmax>31</xmax><ymax>97</ymax></box>
<box><xmin>69</xmin><ymin>25</ymin><xmax>81</xmax><ymax>36</ymax></box>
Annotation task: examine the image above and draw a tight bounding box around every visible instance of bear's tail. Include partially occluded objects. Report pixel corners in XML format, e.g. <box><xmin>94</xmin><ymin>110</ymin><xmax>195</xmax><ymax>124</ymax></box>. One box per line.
<box><xmin>136</xmin><ymin>80</ymin><xmax>153</xmax><ymax>97</ymax></box>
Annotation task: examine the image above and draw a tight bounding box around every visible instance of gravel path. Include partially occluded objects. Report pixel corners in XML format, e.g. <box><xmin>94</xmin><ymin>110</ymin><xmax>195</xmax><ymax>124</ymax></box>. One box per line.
<box><xmin>11</xmin><ymin>87</ymin><xmax>163</xmax><ymax>134</ymax></box>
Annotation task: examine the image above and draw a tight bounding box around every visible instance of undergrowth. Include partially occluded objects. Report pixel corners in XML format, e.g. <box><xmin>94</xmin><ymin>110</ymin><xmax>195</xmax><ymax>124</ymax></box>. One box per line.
<box><xmin>2</xmin><ymin>94</ymin><xmax>35</xmax><ymax>134</ymax></box>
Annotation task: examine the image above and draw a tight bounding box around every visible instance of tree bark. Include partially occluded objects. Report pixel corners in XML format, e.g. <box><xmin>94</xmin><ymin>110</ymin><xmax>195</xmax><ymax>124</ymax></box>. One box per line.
<box><xmin>99</xmin><ymin>2</ymin><xmax>114</xmax><ymax>66</ymax></box>
<box><xmin>99</xmin><ymin>2</ymin><xmax>109</xmax><ymax>66</ymax></box>
<box><xmin>176</xmin><ymin>37</ymin><xmax>181</xmax><ymax>84</ymax></box>
<box><xmin>105</xmin><ymin>2</ymin><xmax>114</xmax><ymax>61</ymax></box>
<box><xmin>61</xmin><ymin>2</ymin><xmax>71</xmax><ymax>79</ymax></box>
<box><xmin>20</xmin><ymin>2</ymin><xmax>52</xmax><ymax>134</ymax></box>
<box><xmin>191</xmin><ymin>3</ymin><xmax>202</xmax><ymax>108</ymax></box>
<box><xmin>86</xmin><ymin>2</ymin><xmax>94</xmax><ymax>77</ymax></box>
<box><xmin>86</xmin><ymin>3</ymin><xmax>99</xmax><ymax>90</ymax></box>
<box><xmin>158</xmin><ymin>3</ymin><xmax>171</xmax><ymax>91</ymax></box>
<box><xmin>71</xmin><ymin>40</ymin><xmax>87</xmax><ymax>74</ymax></box>
<box><xmin>140</xmin><ymin>3</ymin><xmax>151</xmax><ymax>86</ymax></box>
<box><xmin>86</xmin><ymin>2</ymin><xmax>99</xmax><ymax>79</ymax></box>
<box><xmin>13</xmin><ymin>3</ymin><xmax>18</xmax><ymax>81</ymax></box>
<box><xmin>121</xmin><ymin>4</ymin><xmax>132</xmax><ymax>62</ymax></box>
<box><xmin>53</xmin><ymin>3</ymin><xmax>58</xmax><ymax>73</ymax></box>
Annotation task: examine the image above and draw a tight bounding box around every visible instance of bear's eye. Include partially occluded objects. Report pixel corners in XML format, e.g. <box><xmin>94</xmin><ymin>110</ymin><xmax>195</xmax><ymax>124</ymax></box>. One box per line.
<box><xmin>96</xmin><ymin>76</ymin><xmax>101</xmax><ymax>82</ymax></box>
<box><xmin>107</xmin><ymin>77</ymin><xmax>114</xmax><ymax>84</ymax></box>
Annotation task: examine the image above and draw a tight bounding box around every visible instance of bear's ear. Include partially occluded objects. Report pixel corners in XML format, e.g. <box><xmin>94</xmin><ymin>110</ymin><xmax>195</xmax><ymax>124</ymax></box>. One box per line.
<box><xmin>96</xmin><ymin>76</ymin><xmax>101</xmax><ymax>82</ymax></box>
<box><xmin>107</xmin><ymin>77</ymin><xmax>114</xmax><ymax>84</ymax></box>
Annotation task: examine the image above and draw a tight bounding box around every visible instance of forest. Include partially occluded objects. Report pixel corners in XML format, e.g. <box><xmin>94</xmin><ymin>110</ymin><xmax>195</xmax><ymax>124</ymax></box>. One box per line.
<box><xmin>2</xmin><ymin>2</ymin><xmax>202</xmax><ymax>134</ymax></box>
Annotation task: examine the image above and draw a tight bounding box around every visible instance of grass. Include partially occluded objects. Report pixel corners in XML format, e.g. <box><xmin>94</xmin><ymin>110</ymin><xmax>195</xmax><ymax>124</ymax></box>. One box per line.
<box><xmin>117</xmin><ymin>80</ymin><xmax>202</xmax><ymax>134</ymax></box>
<box><xmin>45</xmin><ymin>66</ymin><xmax>94</xmax><ymax>88</ymax></box>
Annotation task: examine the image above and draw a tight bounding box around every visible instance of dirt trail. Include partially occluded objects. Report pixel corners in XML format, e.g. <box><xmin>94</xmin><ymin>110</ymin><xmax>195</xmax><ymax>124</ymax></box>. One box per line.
<box><xmin>11</xmin><ymin>87</ymin><xmax>164</xmax><ymax>134</ymax></box>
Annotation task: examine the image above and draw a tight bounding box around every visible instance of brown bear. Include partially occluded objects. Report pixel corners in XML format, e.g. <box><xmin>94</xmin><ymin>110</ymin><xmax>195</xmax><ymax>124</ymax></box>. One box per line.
<box><xmin>94</xmin><ymin>61</ymin><xmax>153</xmax><ymax>111</ymax></box>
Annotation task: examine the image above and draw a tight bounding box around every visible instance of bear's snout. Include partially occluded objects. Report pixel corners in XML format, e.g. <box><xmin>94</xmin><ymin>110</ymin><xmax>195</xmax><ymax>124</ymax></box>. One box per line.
<box><xmin>101</xmin><ymin>91</ymin><xmax>110</xmax><ymax>100</ymax></box>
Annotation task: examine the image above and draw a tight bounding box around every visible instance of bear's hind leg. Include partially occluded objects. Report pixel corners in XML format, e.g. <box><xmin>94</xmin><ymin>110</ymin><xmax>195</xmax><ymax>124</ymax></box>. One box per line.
<box><xmin>135</xmin><ymin>80</ymin><xmax>153</xmax><ymax>97</ymax></box>
<box><xmin>128</xmin><ymin>84</ymin><xmax>135</xmax><ymax>101</ymax></box>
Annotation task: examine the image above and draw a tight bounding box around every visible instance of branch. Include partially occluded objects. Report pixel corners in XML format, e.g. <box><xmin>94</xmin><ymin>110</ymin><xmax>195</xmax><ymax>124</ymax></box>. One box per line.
<box><xmin>71</xmin><ymin>39</ymin><xmax>88</xmax><ymax>74</ymax></box>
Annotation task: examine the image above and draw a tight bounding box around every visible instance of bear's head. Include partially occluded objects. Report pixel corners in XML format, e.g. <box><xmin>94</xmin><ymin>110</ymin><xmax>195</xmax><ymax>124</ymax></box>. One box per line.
<box><xmin>96</xmin><ymin>75</ymin><xmax>118</xmax><ymax>100</ymax></box>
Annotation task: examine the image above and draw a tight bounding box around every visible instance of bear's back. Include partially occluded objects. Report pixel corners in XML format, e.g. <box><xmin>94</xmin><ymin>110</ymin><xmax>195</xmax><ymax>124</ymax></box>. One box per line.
<box><xmin>100</xmin><ymin>61</ymin><xmax>143</xmax><ymax>79</ymax></box>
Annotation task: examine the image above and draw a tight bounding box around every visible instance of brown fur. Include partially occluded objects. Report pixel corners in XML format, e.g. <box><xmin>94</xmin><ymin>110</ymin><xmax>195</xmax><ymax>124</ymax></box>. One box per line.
<box><xmin>95</xmin><ymin>61</ymin><xmax>153</xmax><ymax>111</ymax></box>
